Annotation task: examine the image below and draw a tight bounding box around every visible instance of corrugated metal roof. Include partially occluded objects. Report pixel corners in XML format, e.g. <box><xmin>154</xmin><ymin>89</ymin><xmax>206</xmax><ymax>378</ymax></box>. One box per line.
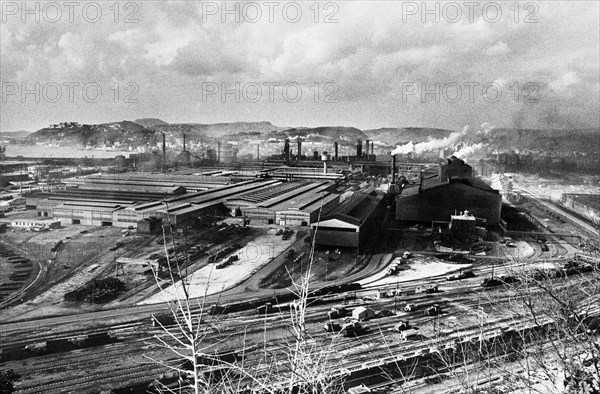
<box><xmin>399</xmin><ymin>175</ymin><xmax>496</xmax><ymax>199</ymax></box>
<box><xmin>319</xmin><ymin>192</ymin><xmax>383</xmax><ymax>226</ymax></box>
<box><xmin>260</xmin><ymin>182</ymin><xmax>330</xmax><ymax>208</ymax></box>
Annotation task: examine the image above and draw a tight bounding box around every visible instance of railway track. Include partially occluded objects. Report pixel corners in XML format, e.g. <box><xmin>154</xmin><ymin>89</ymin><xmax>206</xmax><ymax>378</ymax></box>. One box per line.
<box><xmin>15</xmin><ymin>362</ymin><xmax>169</xmax><ymax>394</ymax></box>
<box><xmin>4</xmin><ymin>250</ymin><xmax>598</xmax><ymax>393</ymax></box>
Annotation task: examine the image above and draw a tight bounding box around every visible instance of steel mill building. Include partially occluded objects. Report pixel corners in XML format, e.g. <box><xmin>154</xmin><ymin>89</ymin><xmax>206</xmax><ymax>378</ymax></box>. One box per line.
<box><xmin>25</xmin><ymin>170</ymin><xmax>352</xmax><ymax>229</ymax></box>
<box><xmin>311</xmin><ymin>189</ymin><xmax>385</xmax><ymax>250</ymax></box>
<box><xmin>395</xmin><ymin>157</ymin><xmax>503</xmax><ymax>229</ymax></box>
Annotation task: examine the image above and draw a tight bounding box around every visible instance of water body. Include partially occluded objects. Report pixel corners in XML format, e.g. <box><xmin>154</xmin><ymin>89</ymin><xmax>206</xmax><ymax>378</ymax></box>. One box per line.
<box><xmin>5</xmin><ymin>145</ymin><xmax>131</xmax><ymax>159</ymax></box>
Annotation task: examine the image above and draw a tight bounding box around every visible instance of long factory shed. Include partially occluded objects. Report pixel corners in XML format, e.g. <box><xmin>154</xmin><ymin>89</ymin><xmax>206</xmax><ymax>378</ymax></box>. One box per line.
<box><xmin>31</xmin><ymin>179</ymin><xmax>284</xmax><ymax>228</ymax></box>
<box><xmin>311</xmin><ymin>189</ymin><xmax>385</xmax><ymax>250</ymax></box>
<box><xmin>26</xmin><ymin>168</ymin><xmax>350</xmax><ymax>229</ymax></box>
<box><xmin>225</xmin><ymin>181</ymin><xmax>341</xmax><ymax>226</ymax></box>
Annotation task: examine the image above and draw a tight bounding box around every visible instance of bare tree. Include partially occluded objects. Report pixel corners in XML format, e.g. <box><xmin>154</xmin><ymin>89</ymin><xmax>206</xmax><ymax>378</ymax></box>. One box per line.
<box><xmin>431</xmin><ymin>246</ymin><xmax>600</xmax><ymax>394</ymax></box>
<box><xmin>145</xmin><ymin>199</ymin><xmax>347</xmax><ymax>393</ymax></box>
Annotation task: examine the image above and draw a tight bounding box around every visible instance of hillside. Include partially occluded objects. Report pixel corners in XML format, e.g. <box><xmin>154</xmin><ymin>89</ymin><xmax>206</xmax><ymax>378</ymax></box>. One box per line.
<box><xmin>26</xmin><ymin>121</ymin><xmax>156</xmax><ymax>147</ymax></box>
<box><xmin>23</xmin><ymin>121</ymin><xmax>283</xmax><ymax>147</ymax></box>
<box><xmin>490</xmin><ymin>128</ymin><xmax>600</xmax><ymax>153</ymax></box>
<box><xmin>185</xmin><ymin>121</ymin><xmax>282</xmax><ymax>138</ymax></box>
<box><xmin>0</xmin><ymin>131</ymin><xmax>32</xmax><ymax>139</ymax></box>
<box><xmin>273</xmin><ymin>126</ymin><xmax>367</xmax><ymax>141</ymax></box>
<box><xmin>363</xmin><ymin>127</ymin><xmax>454</xmax><ymax>145</ymax></box>
<box><xmin>149</xmin><ymin>124</ymin><xmax>210</xmax><ymax>143</ymax></box>
<box><xmin>133</xmin><ymin>118</ymin><xmax>169</xmax><ymax>128</ymax></box>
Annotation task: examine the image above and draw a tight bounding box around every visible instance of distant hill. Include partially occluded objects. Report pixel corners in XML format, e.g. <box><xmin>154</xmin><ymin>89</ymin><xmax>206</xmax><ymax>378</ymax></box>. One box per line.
<box><xmin>490</xmin><ymin>128</ymin><xmax>600</xmax><ymax>153</ymax></box>
<box><xmin>0</xmin><ymin>130</ymin><xmax>32</xmax><ymax>139</ymax></box>
<box><xmin>148</xmin><ymin>121</ymin><xmax>281</xmax><ymax>139</ymax></box>
<box><xmin>188</xmin><ymin>121</ymin><xmax>282</xmax><ymax>138</ymax></box>
<box><xmin>26</xmin><ymin>121</ymin><xmax>156</xmax><ymax>147</ymax></box>
<box><xmin>274</xmin><ymin>126</ymin><xmax>367</xmax><ymax>142</ymax></box>
<box><xmin>149</xmin><ymin>124</ymin><xmax>210</xmax><ymax>143</ymax></box>
<box><xmin>24</xmin><ymin>120</ymin><xmax>283</xmax><ymax>147</ymax></box>
<box><xmin>133</xmin><ymin>118</ymin><xmax>168</xmax><ymax>128</ymax></box>
<box><xmin>363</xmin><ymin>127</ymin><xmax>455</xmax><ymax>145</ymax></box>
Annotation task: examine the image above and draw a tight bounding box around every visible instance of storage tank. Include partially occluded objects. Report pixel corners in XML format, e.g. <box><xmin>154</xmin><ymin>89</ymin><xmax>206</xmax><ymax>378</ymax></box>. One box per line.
<box><xmin>218</xmin><ymin>143</ymin><xmax>235</xmax><ymax>163</ymax></box>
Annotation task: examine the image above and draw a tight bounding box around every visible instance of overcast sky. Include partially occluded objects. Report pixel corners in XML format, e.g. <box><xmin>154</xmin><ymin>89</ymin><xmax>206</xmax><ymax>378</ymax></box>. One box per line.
<box><xmin>1</xmin><ymin>1</ymin><xmax>598</xmax><ymax>132</ymax></box>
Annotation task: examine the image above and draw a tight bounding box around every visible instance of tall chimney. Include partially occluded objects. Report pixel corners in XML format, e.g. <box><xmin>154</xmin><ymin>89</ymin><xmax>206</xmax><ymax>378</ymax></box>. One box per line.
<box><xmin>357</xmin><ymin>138</ymin><xmax>362</xmax><ymax>157</ymax></box>
<box><xmin>371</xmin><ymin>142</ymin><xmax>374</xmax><ymax>155</ymax></box>
<box><xmin>334</xmin><ymin>142</ymin><xmax>339</xmax><ymax>160</ymax></box>
<box><xmin>162</xmin><ymin>133</ymin><xmax>166</xmax><ymax>172</ymax></box>
<box><xmin>217</xmin><ymin>142</ymin><xmax>221</xmax><ymax>163</ymax></box>
<box><xmin>365</xmin><ymin>139</ymin><xmax>370</xmax><ymax>157</ymax></box>
<box><xmin>284</xmin><ymin>138</ymin><xmax>290</xmax><ymax>163</ymax></box>
<box><xmin>297</xmin><ymin>138</ymin><xmax>302</xmax><ymax>159</ymax></box>
<box><xmin>182</xmin><ymin>133</ymin><xmax>186</xmax><ymax>152</ymax></box>
<box><xmin>391</xmin><ymin>154</ymin><xmax>397</xmax><ymax>184</ymax></box>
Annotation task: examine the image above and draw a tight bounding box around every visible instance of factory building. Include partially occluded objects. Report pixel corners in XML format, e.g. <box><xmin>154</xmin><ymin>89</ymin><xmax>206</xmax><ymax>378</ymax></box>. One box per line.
<box><xmin>395</xmin><ymin>157</ymin><xmax>502</xmax><ymax>229</ymax></box>
<box><xmin>25</xmin><ymin>168</ymin><xmax>348</xmax><ymax>230</ymax></box>
<box><xmin>226</xmin><ymin>181</ymin><xmax>340</xmax><ymax>226</ymax></box>
<box><xmin>10</xmin><ymin>219</ymin><xmax>61</xmax><ymax>230</ymax></box>
<box><xmin>78</xmin><ymin>173</ymin><xmax>233</xmax><ymax>192</ymax></box>
<box><xmin>52</xmin><ymin>201</ymin><xmax>127</xmax><ymax>226</ymax></box>
<box><xmin>311</xmin><ymin>189</ymin><xmax>385</xmax><ymax>250</ymax></box>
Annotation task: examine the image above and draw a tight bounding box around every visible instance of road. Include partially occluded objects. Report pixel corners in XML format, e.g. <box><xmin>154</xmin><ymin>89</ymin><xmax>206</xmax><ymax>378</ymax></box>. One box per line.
<box><xmin>514</xmin><ymin>184</ymin><xmax>599</xmax><ymax>238</ymax></box>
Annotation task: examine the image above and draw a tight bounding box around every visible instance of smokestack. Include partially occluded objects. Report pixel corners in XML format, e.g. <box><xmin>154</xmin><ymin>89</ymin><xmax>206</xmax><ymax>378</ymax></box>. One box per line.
<box><xmin>334</xmin><ymin>142</ymin><xmax>338</xmax><ymax>160</ymax></box>
<box><xmin>297</xmin><ymin>138</ymin><xmax>302</xmax><ymax>159</ymax></box>
<box><xmin>284</xmin><ymin>138</ymin><xmax>290</xmax><ymax>163</ymax></box>
<box><xmin>357</xmin><ymin>138</ymin><xmax>362</xmax><ymax>157</ymax></box>
<box><xmin>371</xmin><ymin>142</ymin><xmax>374</xmax><ymax>155</ymax></box>
<box><xmin>162</xmin><ymin>133</ymin><xmax>166</xmax><ymax>172</ymax></box>
<box><xmin>217</xmin><ymin>142</ymin><xmax>221</xmax><ymax>163</ymax></box>
<box><xmin>182</xmin><ymin>133</ymin><xmax>186</xmax><ymax>152</ymax></box>
<box><xmin>365</xmin><ymin>140</ymin><xmax>369</xmax><ymax>157</ymax></box>
<box><xmin>391</xmin><ymin>154</ymin><xmax>397</xmax><ymax>184</ymax></box>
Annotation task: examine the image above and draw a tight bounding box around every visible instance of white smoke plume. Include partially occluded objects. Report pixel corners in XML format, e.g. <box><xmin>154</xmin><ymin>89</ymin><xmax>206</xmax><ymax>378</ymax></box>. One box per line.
<box><xmin>452</xmin><ymin>142</ymin><xmax>488</xmax><ymax>159</ymax></box>
<box><xmin>391</xmin><ymin>123</ymin><xmax>495</xmax><ymax>156</ymax></box>
<box><xmin>392</xmin><ymin>141</ymin><xmax>415</xmax><ymax>155</ymax></box>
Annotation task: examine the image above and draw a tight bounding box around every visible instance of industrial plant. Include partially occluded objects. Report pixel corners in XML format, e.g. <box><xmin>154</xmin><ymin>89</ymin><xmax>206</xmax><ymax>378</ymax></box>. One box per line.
<box><xmin>2</xmin><ymin>125</ymin><xmax>599</xmax><ymax>394</ymax></box>
<box><xmin>1</xmin><ymin>1</ymin><xmax>598</xmax><ymax>391</ymax></box>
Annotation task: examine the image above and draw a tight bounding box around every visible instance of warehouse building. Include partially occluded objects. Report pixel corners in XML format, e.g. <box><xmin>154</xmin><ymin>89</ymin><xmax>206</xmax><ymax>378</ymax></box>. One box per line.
<box><xmin>225</xmin><ymin>181</ymin><xmax>340</xmax><ymax>226</ymax></box>
<box><xmin>29</xmin><ymin>179</ymin><xmax>278</xmax><ymax>227</ymax></box>
<box><xmin>26</xmin><ymin>175</ymin><xmax>344</xmax><ymax>230</ymax></box>
<box><xmin>311</xmin><ymin>189</ymin><xmax>385</xmax><ymax>250</ymax></box>
<box><xmin>79</xmin><ymin>172</ymin><xmax>233</xmax><ymax>192</ymax></box>
<box><xmin>52</xmin><ymin>201</ymin><xmax>128</xmax><ymax>226</ymax></box>
<box><xmin>395</xmin><ymin>157</ymin><xmax>502</xmax><ymax>229</ymax></box>
<box><xmin>11</xmin><ymin>219</ymin><xmax>61</xmax><ymax>230</ymax></box>
<box><xmin>108</xmin><ymin>179</ymin><xmax>283</xmax><ymax>228</ymax></box>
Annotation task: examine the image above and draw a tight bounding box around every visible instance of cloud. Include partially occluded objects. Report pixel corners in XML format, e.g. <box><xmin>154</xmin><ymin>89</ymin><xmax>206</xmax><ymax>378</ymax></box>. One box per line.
<box><xmin>108</xmin><ymin>28</ymin><xmax>144</xmax><ymax>51</ymax></box>
<box><xmin>0</xmin><ymin>1</ymin><xmax>598</xmax><ymax>132</ymax></box>
<box><xmin>57</xmin><ymin>32</ymin><xmax>87</xmax><ymax>68</ymax></box>
<box><xmin>143</xmin><ymin>19</ymin><xmax>198</xmax><ymax>66</ymax></box>
<box><xmin>485</xmin><ymin>41</ymin><xmax>510</xmax><ymax>56</ymax></box>
<box><xmin>549</xmin><ymin>71</ymin><xmax>580</xmax><ymax>92</ymax></box>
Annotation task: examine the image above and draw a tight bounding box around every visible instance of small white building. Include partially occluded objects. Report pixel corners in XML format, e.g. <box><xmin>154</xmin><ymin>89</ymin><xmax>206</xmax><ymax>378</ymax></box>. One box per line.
<box><xmin>400</xmin><ymin>328</ymin><xmax>419</xmax><ymax>341</ymax></box>
<box><xmin>11</xmin><ymin>219</ymin><xmax>60</xmax><ymax>230</ymax></box>
<box><xmin>352</xmin><ymin>306</ymin><xmax>376</xmax><ymax>321</ymax></box>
